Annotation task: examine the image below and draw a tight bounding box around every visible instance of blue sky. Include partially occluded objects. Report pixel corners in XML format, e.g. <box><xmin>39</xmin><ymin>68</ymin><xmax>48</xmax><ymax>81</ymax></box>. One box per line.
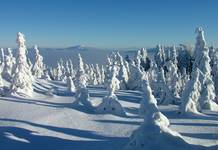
<box><xmin>0</xmin><ymin>0</ymin><xmax>217</xmax><ymax>48</ymax></box>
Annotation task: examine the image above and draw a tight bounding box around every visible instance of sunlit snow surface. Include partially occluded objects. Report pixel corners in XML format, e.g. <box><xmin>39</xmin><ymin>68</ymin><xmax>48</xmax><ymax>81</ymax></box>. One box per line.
<box><xmin>0</xmin><ymin>79</ymin><xmax>218</xmax><ymax>150</ymax></box>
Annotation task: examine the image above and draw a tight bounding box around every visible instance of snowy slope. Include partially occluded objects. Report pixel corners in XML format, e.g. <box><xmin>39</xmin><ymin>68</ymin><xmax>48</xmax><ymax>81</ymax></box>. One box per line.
<box><xmin>0</xmin><ymin>79</ymin><xmax>218</xmax><ymax>150</ymax></box>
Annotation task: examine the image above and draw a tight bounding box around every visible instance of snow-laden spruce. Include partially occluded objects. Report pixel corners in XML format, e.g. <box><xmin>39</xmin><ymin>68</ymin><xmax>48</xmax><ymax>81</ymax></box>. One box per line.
<box><xmin>0</xmin><ymin>64</ymin><xmax>4</xmax><ymax>96</ymax></box>
<box><xmin>75</xmin><ymin>53</ymin><xmax>87</xmax><ymax>87</ymax></box>
<box><xmin>127</xmin><ymin>61</ymin><xmax>143</xmax><ymax>90</ymax></box>
<box><xmin>180</xmin><ymin>69</ymin><xmax>202</xmax><ymax>115</ymax></box>
<box><xmin>32</xmin><ymin>45</ymin><xmax>44</xmax><ymax>78</ymax></box>
<box><xmin>42</xmin><ymin>69</ymin><xmax>51</xmax><ymax>80</ymax></box>
<box><xmin>164</xmin><ymin>60</ymin><xmax>181</xmax><ymax>98</ymax></box>
<box><xmin>157</xmin><ymin>68</ymin><xmax>176</xmax><ymax>105</ymax></box>
<box><xmin>101</xmin><ymin>65</ymin><xmax>105</xmax><ymax>84</ymax></box>
<box><xmin>0</xmin><ymin>48</ymin><xmax>5</xmax><ymax>63</ymax></box>
<box><xmin>117</xmin><ymin>53</ymin><xmax>129</xmax><ymax>89</ymax></box>
<box><xmin>193</xmin><ymin>27</ymin><xmax>218</xmax><ymax>111</ymax></box>
<box><xmin>55</xmin><ymin>62</ymin><xmax>63</xmax><ymax>81</ymax></box>
<box><xmin>154</xmin><ymin>45</ymin><xmax>165</xmax><ymax>69</ymax></box>
<box><xmin>212</xmin><ymin>51</ymin><xmax>218</xmax><ymax>99</ymax></box>
<box><xmin>3</xmin><ymin>48</ymin><xmax>16</xmax><ymax>80</ymax></box>
<box><xmin>126</xmin><ymin>78</ymin><xmax>187</xmax><ymax>150</ymax></box>
<box><xmin>10</xmin><ymin>32</ymin><xmax>33</xmax><ymax>97</ymax></box>
<box><xmin>96</xmin><ymin>66</ymin><xmax>126</xmax><ymax>116</ymax></box>
<box><xmin>73</xmin><ymin>75</ymin><xmax>93</xmax><ymax>109</ymax></box>
<box><xmin>66</xmin><ymin>75</ymin><xmax>76</xmax><ymax>93</ymax></box>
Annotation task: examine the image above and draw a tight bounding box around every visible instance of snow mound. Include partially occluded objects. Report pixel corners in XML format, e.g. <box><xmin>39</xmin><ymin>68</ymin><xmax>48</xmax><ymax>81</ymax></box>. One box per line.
<box><xmin>95</xmin><ymin>93</ymin><xmax>126</xmax><ymax>117</ymax></box>
<box><xmin>125</xmin><ymin>119</ymin><xmax>188</xmax><ymax>150</ymax></box>
<box><xmin>126</xmin><ymin>79</ymin><xmax>187</xmax><ymax>150</ymax></box>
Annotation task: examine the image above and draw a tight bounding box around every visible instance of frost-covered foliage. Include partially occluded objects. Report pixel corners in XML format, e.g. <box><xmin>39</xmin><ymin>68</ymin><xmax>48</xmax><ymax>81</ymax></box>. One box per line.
<box><xmin>101</xmin><ymin>65</ymin><xmax>105</xmax><ymax>84</ymax></box>
<box><xmin>180</xmin><ymin>69</ymin><xmax>202</xmax><ymax>115</ymax></box>
<box><xmin>152</xmin><ymin>67</ymin><xmax>165</xmax><ymax>98</ymax></box>
<box><xmin>158</xmin><ymin>68</ymin><xmax>176</xmax><ymax>105</ymax></box>
<box><xmin>3</xmin><ymin>48</ymin><xmax>16</xmax><ymax>80</ymax></box>
<box><xmin>154</xmin><ymin>45</ymin><xmax>165</xmax><ymax>69</ymax></box>
<box><xmin>164</xmin><ymin>60</ymin><xmax>181</xmax><ymax>98</ymax></box>
<box><xmin>117</xmin><ymin>53</ymin><xmax>129</xmax><ymax>89</ymax></box>
<box><xmin>67</xmin><ymin>76</ymin><xmax>76</xmax><ymax>92</ymax></box>
<box><xmin>95</xmin><ymin>64</ymin><xmax>102</xmax><ymax>84</ymax></box>
<box><xmin>126</xmin><ymin>79</ymin><xmax>186</xmax><ymax>150</ymax></box>
<box><xmin>54</xmin><ymin>62</ymin><xmax>63</xmax><ymax>81</ymax></box>
<box><xmin>0</xmin><ymin>64</ymin><xmax>4</xmax><ymax>96</ymax></box>
<box><xmin>75</xmin><ymin>53</ymin><xmax>87</xmax><ymax>87</ymax></box>
<box><xmin>209</xmin><ymin>46</ymin><xmax>216</xmax><ymax>67</ymax></box>
<box><xmin>177</xmin><ymin>45</ymin><xmax>193</xmax><ymax>75</ymax></box>
<box><xmin>42</xmin><ymin>69</ymin><xmax>51</xmax><ymax>80</ymax></box>
<box><xmin>106</xmin><ymin>65</ymin><xmax>120</xmax><ymax>91</ymax></box>
<box><xmin>11</xmin><ymin>32</ymin><xmax>33</xmax><ymax>97</ymax></box>
<box><xmin>32</xmin><ymin>45</ymin><xmax>44</xmax><ymax>78</ymax></box>
<box><xmin>127</xmin><ymin>61</ymin><xmax>143</xmax><ymax>90</ymax></box>
<box><xmin>212</xmin><ymin>52</ymin><xmax>218</xmax><ymax>99</ymax></box>
<box><xmin>193</xmin><ymin>27</ymin><xmax>218</xmax><ymax>111</ymax></box>
<box><xmin>134</xmin><ymin>48</ymin><xmax>151</xmax><ymax>71</ymax></box>
<box><xmin>170</xmin><ymin>45</ymin><xmax>178</xmax><ymax>64</ymax></box>
<box><xmin>96</xmin><ymin>66</ymin><xmax>126</xmax><ymax>116</ymax></box>
<box><xmin>73</xmin><ymin>75</ymin><xmax>93</xmax><ymax>109</ymax></box>
<box><xmin>0</xmin><ymin>48</ymin><xmax>5</xmax><ymax>63</ymax></box>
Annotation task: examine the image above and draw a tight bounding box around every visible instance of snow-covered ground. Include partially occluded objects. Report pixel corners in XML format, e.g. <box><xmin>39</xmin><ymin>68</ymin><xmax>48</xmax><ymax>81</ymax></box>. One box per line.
<box><xmin>0</xmin><ymin>79</ymin><xmax>218</xmax><ymax>150</ymax></box>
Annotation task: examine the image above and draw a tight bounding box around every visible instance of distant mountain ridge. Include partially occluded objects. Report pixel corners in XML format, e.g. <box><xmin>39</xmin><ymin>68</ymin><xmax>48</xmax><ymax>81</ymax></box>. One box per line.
<box><xmin>25</xmin><ymin>45</ymin><xmax>156</xmax><ymax>67</ymax></box>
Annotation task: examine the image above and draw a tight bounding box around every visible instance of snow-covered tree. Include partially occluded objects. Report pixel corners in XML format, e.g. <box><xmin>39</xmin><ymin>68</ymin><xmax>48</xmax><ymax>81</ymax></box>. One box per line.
<box><xmin>42</xmin><ymin>69</ymin><xmax>51</xmax><ymax>80</ymax></box>
<box><xmin>55</xmin><ymin>62</ymin><xmax>63</xmax><ymax>81</ymax></box>
<box><xmin>154</xmin><ymin>45</ymin><xmax>165</xmax><ymax>69</ymax></box>
<box><xmin>96</xmin><ymin>66</ymin><xmax>126</xmax><ymax>116</ymax></box>
<box><xmin>180</xmin><ymin>69</ymin><xmax>202</xmax><ymax>115</ymax></box>
<box><xmin>127</xmin><ymin>61</ymin><xmax>143</xmax><ymax>90</ymax></box>
<box><xmin>32</xmin><ymin>45</ymin><xmax>44</xmax><ymax>78</ymax></box>
<box><xmin>212</xmin><ymin>52</ymin><xmax>218</xmax><ymax>99</ymax></box>
<box><xmin>101</xmin><ymin>65</ymin><xmax>105</xmax><ymax>84</ymax></box>
<box><xmin>68</xmin><ymin>59</ymin><xmax>75</xmax><ymax>78</ymax></box>
<box><xmin>170</xmin><ymin>45</ymin><xmax>178</xmax><ymax>64</ymax></box>
<box><xmin>106</xmin><ymin>65</ymin><xmax>120</xmax><ymax>91</ymax></box>
<box><xmin>105</xmin><ymin>56</ymin><xmax>113</xmax><ymax>82</ymax></box>
<box><xmin>157</xmin><ymin>68</ymin><xmax>177</xmax><ymax>105</ymax></box>
<box><xmin>164</xmin><ymin>60</ymin><xmax>181</xmax><ymax>98</ymax></box>
<box><xmin>67</xmin><ymin>75</ymin><xmax>76</xmax><ymax>93</ymax></box>
<box><xmin>95</xmin><ymin>64</ymin><xmax>102</xmax><ymax>84</ymax></box>
<box><xmin>65</xmin><ymin>61</ymin><xmax>71</xmax><ymax>76</ymax></box>
<box><xmin>55</xmin><ymin>59</ymin><xmax>66</xmax><ymax>81</ymax></box>
<box><xmin>0</xmin><ymin>64</ymin><xmax>4</xmax><ymax>96</ymax></box>
<box><xmin>27</xmin><ymin>58</ymin><xmax>33</xmax><ymax>70</ymax></box>
<box><xmin>209</xmin><ymin>46</ymin><xmax>216</xmax><ymax>67</ymax></box>
<box><xmin>3</xmin><ymin>48</ymin><xmax>16</xmax><ymax>80</ymax></box>
<box><xmin>0</xmin><ymin>48</ymin><xmax>5</xmax><ymax>63</ymax></box>
<box><xmin>10</xmin><ymin>32</ymin><xmax>33</xmax><ymax>96</ymax></box>
<box><xmin>73</xmin><ymin>75</ymin><xmax>93</xmax><ymax>109</ymax></box>
<box><xmin>126</xmin><ymin>79</ymin><xmax>186</xmax><ymax>150</ymax></box>
<box><xmin>177</xmin><ymin>45</ymin><xmax>193</xmax><ymax>75</ymax></box>
<box><xmin>117</xmin><ymin>53</ymin><xmax>129</xmax><ymax>89</ymax></box>
<box><xmin>75</xmin><ymin>53</ymin><xmax>87</xmax><ymax>87</ymax></box>
<box><xmin>193</xmin><ymin>27</ymin><xmax>218</xmax><ymax>111</ymax></box>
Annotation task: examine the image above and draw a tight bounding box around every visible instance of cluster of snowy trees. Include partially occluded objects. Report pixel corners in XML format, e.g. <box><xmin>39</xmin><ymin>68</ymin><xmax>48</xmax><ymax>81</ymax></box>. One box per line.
<box><xmin>41</xmin><ymin>27</ymin><xmax>218</xmax><ymax>115</ymax></box>
<box><xmin>0</xmin><ymin>28</ymin><xmax>218</xmax><ymax>149</ymax></box>
<box><xmin>125</xmin><ymin>27</ymin><xmax>218</xmax><ymax>149</ymax></box>
<box><xmin>1</xmin><ymin>28</ymin><xmax>217</xmax><ymax>113</ymax></box>
<box><xmin>0</xmin><ymin>32</ymin><xmax>46</xmax><ymax>97</ymax></box>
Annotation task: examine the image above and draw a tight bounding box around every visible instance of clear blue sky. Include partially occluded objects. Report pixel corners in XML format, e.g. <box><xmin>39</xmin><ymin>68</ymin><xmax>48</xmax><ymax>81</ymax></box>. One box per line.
<box><xmin>0</xmin><ymin>0</ymin><xmax>217</xmax><ymax>48</ymax></box>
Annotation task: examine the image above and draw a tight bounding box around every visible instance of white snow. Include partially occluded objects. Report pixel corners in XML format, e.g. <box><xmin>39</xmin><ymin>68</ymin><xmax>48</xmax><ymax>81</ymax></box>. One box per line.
<box><xmin>0</xmin><ymin>79</ymin><xmax>218</xmax><ymax>150</ymax></box>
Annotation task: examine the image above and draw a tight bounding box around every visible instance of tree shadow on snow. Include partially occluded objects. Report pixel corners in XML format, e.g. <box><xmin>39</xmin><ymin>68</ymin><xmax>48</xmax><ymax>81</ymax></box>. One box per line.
<box><xmin>0</xmin><ymin>118</ymin><xmax>128</xmax><ymax>150</ymax></box>
<box><xmin>0</xmin><ymin>96</ymin><xmax>72</xmax><ymax>109</ymax></box>
<box><xmin>94</xmin><ymin>119</ymin><xmax>142</xmax><ymax>126</ymax></box>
